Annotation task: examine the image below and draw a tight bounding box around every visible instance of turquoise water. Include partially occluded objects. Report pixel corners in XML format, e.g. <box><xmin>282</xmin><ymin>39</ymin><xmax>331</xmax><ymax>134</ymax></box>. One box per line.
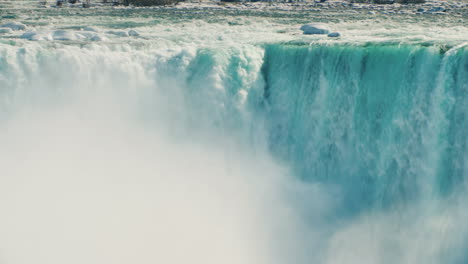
<box><xmin>264</xmin><ymin>44</ymin><xmax>467</xmax><ymax>204</ymax></box>
<box><xmin>0</xmin><ymin>4</ymin><xmax>467</xmax><ymax>264</ymax></box>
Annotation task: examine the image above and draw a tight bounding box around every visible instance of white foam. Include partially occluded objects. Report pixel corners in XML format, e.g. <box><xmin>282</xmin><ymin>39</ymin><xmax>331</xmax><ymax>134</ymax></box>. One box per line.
<box><xmin>0</xmin><ymin>43</ymin><xmax>304</xmax><ymax>264</ymax></box>
<box><xmin>20</xmin><ymin>30</ymin><xmax>106</xmax><ymax>42</ymax></box>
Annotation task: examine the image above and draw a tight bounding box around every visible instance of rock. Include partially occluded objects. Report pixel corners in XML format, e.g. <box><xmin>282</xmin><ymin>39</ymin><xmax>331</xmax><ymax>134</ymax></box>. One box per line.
<box><xmin>0</xmin><ymin>22</ymin><xmax>27</xmax><ymax>31</ymax></box>
<box><xmin>0</xmin><ymin>28</ymin><xmax>13</xmax><ymax>34</ymax></box>
<box><xmin>327</xmin><ymin>32</ymin><xmax>340</xmax><ymax>37</ymax></box>
<box><xmin>300</xmin><ymin>24</ymin><xmax>329</xmax><ymax>35</ymax></box>
<box><xmin>128</xmin><ymin>29</ymin><xmax>140</xmax><ymax>36</ymax></box>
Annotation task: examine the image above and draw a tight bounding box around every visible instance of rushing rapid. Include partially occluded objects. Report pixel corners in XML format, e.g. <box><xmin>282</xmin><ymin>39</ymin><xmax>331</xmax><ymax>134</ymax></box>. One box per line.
<box><xmin>0</xmin><ymin>3</ymin><xmax>467</xmax><ymax>264</ymax></box>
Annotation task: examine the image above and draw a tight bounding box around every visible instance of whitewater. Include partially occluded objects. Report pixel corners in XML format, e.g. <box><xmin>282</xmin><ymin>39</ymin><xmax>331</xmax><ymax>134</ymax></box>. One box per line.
<box><xmin>0</xmin><ymin>1</ymin><xmax>467</xmax><ymax>264</ymax></box>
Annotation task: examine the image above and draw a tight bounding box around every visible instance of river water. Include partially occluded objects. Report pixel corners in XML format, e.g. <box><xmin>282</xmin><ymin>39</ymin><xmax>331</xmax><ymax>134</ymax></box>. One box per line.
<box><xmin>0</xmin><ymin>3</ymin><xmax>467</xmax><ymax>264</ymax></box>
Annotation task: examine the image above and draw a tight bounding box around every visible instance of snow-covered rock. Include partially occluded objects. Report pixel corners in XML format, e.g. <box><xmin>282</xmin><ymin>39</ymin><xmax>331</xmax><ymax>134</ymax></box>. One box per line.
<box><xmin>300</xmin><ymin>24</ymin><xmax>329</xmax><ymax>35</ymax></box>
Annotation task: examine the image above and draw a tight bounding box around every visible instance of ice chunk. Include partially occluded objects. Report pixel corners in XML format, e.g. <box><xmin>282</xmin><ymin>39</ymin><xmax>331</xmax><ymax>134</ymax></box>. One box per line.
<box><xmin>0</xmin><ymin>28</ymin><xmax>13</xmax><ymax>34</ymax></box>
<box><xmin>83</xmin><ymin>26</ymin><xmax>99</xmax><ymax>32</ymax></box>
<box><xmin>20</xmin><ymin>32</ymin><xmax>53</xmax><ymax>41</ymax></box>
<box><xmin>428</xmin><ymin>6</ymin><xmax>445</xmax><ymax>12</ymax></box>
<box><xmin>300</xmin><ymin>24</ymin><xmax>329</xmax><ymax>35</ymax></box>
<box><xmin>91</xmin><ymin>34</ymin><xmax>107</xmax><ymax>41</ymax></box>
<box><xmin>0</xmin><ymin>22</ymin><xmax>27</xmax><ymax>31</ymax></box>
<box><xmin>107</xmin><ymin>31</ymin><xmax>129</xmax><ymax>37</ymax></box>
<box><xmin>52</xmin><ymin>30</ymin><xmax>86</xmax><ymax>41</ymax></box>
<box><xmin>128</xmin><ymin>29</ymin><xmax>140</xmax><ymax>36</ymax></box>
